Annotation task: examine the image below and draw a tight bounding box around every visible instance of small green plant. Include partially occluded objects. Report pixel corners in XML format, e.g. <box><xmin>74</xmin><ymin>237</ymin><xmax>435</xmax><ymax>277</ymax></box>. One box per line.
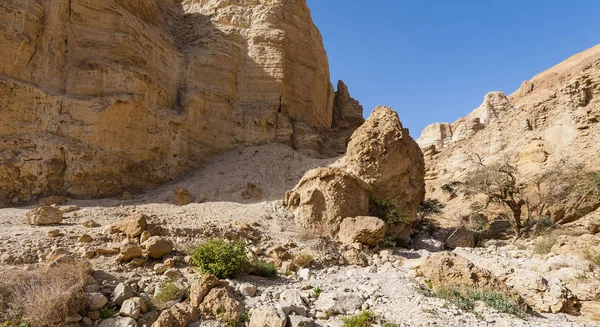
<box><xmin>342</xmin><ymin>311</ymin><xmax>376</xmax><ymax>327</ymax></box>
<box><xmin>248</xmin><ymin>261</ymin><xmax>277</xmax><ymax>278</ymax></box>
<box><xmin>190</xmin><ymin>238</ymin><xmax>248</xmax><ymax>278</ymax></box>
<box><xmin>293</xmin><ymin>254</ymin><xmax>314</xmax><ymax>268</ymax></box>
<box><xmin>313</xmin><ymin>287</ymin><xmax>323</xmax><ymax>298</ymax></box>
<box><xmin>436</xmin><ymin>286</ymin><xmax>525</xmax><ymax>318</ymax></box>
<box><xmin>154</xmin><ymin>282</ymin><xmax>184</xmax><ymax>305</ymax></box>
<box><xmin>369</xmin><ymin>197</ymin><xmax>407</xmax><ymax>225</ymax></box>
<box><xmin>574</xmin><ymin>272</ymin><xmax>590</xmax><ymax>280</ymax></box>
<box><xmin>99</xmin><ymin>307</ymin><xmax>118</xmax><ymax>319</ymax></box>
<box><xmin>424</xmin><ymin>279</ymin><xmax>433</xmax><ymax>290</ymax></box>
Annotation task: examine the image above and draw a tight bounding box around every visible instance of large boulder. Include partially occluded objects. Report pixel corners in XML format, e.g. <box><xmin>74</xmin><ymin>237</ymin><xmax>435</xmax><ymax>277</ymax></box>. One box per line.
<box><xmin>284</xmin><ymin>167</ymin><xmax>371</xmax><ymax>236</ymax></box>
<box><xmin>337</xmin><ymin>216</ymin><xmax>386</xmax><ymax>246</ymax></box>
<box><xmin>419</xmin><ymin>253</ymin><xmax>513</xmax><ymax>295</ymax></box>
<box><xmin>26</xmin><ymin>206</ymin><xmax>63</xmax><ymax>225</ymax></box>
<box><xmin>249</xmin><ymin>306</ymin><xmax>287</xmax><ymax>327</ymax></box>
<box><xmin>345</xmin><ymin>106</ymin><xmax>425</xmax><ymax>224</ymax></box>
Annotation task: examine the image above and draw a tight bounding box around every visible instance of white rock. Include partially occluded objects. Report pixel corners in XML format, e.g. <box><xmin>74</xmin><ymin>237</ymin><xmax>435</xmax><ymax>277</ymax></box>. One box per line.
<box><xmin>240</xmin><ymin>283</ymin><xmax>257</xmax><ymax>297</ymax></box>
<box><xmin>298</xmin><ymin>268</ymin><xmax>312</xmax><ymax>281</ymax></box>
<box><xmin>98</xmin><ymin>317</ymin><xmax>138</xmax><ymax>327</ymax></box>
<box><xmin>112</xmin><ymin>283</ymin><xmax>134</xmax><ymax>306</ymax></box>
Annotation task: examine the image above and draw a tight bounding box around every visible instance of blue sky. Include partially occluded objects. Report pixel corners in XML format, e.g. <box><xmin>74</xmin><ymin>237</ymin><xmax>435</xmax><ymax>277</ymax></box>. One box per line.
<box><xmin>306</xmin><ymin>0</ymin><xmax>600</xmax><ymax>137</ymax></box>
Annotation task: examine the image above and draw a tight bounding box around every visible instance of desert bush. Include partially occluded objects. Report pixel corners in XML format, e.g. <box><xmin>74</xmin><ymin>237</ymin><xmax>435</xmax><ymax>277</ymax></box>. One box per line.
<box><xmin>313</xmin><ymin>287</ymin><xmax>323</xmax><ymax>298</ymax></box>
<box><xmin>190</xmin><ymin>238</ymin><xmax>248</xmax><ymax>278</ymax></box>
<box><xmin>369</xmin><ymin>197</ymin><xmax>407</xmax><ymax>225</ymax></box>
<box><xmin>0</xmin><ymin>261</ymin><xmax>91</xmax><ymax>327</ymax></box>
<box><xmin>436</xmin><ymin>286</ymin><xmax>525</xmax><ymax>317</ymax></box>
<box><xmin>342</xmin><ymin>311</ymin><xmax>376</xmax><ymax>327</ymax></box>
<box><xmin>154</xmin><ymin>282</ymin><xmax>184</xmax><ymax>305</ymax></box>
<box><xmin>248</xmin><ymin>261</ymin><xmax>277</xmax><ymax>278</ymax></box>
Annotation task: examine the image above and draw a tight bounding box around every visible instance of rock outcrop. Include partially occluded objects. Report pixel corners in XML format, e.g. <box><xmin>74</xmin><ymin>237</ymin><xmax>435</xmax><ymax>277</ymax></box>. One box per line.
<box><xmin>346</xmin><ymin>106</ymin><xmax>426</xmax><ymax>223</ymax></box>
<box><xmin>0</xmin><ymin>0</ymin><xmax>362</xmax><ymax>205</ymax></box>
<box><xmin>419</xmin><ymin>45</ymin><xmax>600</xmax><ymax>227</ymax></box>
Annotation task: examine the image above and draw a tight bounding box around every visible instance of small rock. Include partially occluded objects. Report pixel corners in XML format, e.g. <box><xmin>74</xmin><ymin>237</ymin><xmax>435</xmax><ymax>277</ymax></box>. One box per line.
<box><xmin>164</xmin><ymin>268</ymin><xmax>183</xmax><ymax>280</ymax></box>
<box><xmin>47</xmin><ymin>229</ymin><xmax>60</xmax><ymax>237</ymax></box>
<box><xmin>298</xmin><ymin>268</ymin><xmax>312</xmax><ymax>281</ymax></box>
<box><xmin>288</xmin><ymin>315</ymin><xmax>315</xmax><ymax>327</ymax></box>
<box><xmin>154</xmin><ymin>263</ymin><xmax>169</xmax><ymax>274</ymax></box>
<box><xmin>26</xmin><ymin>206</ymin><xmax>63</xmax><ymax>225</ymax></box>
<box><xmin>249</xmin><ymin>306</ymin><xmax>286</xmax><ymax>327</ymax></box>
<box><xmin>239</xmin><ymin>283</ymin><xmax>257</xmax><ymax>297</ymax></box>
<box><xmin>83</xmin><ymin>220</ymin><xmax>101</xmax><ymax>228</ymax></box>
<box><xmin>118</xmin><ymin>244</ymin><xmax>143</xmax><ymax>262</ymax></box>
<box><xmin>173</xmin><ymin>188</ymin><xmax>194</xmax><ymax>206</ymax></box>
<box><xmin>145</xmin><ymin>236</ymin><xmax>174</xmax><ymax>259</ymax></box>
<box><xmin>97</xmin><ymin>317</ymin><xmax>137</xmax><ymax>327</ymax></box>
<box><xmin>140</xmin><ymin>231</ymin><xmax>151</xmax><ymax>243</ymax></box>
<box><xmin>120</xmin><ymin>297</ymin><xmax>147</xmax><ymax>319</ymax></box>
<box><xmin>117</xmin><ymin>214</ymin><xmax>148</xmax><ymax>238</ymax></box>
<box><xmin>78</xmin><ymin>234</ymin><xmax>93</xmax><ymax>243</ymax></box>
<box><xmin>61</xmin><ymin>205</ymin><xmax>81</xmax><ymax>213</ymax></box>
<box><xmin>89</xmin><ymin>292</ymin><xmax>108</xmax><ymax>311</ymax></box>
<box><xmin>112</xmin><ymin>282</ymin><xmax>135</xmax><ymax>306</ymax></box>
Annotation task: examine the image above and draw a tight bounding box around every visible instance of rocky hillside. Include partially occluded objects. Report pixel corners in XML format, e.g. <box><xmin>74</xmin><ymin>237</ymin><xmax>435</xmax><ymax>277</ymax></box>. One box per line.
<box><xmin>0</xmin><ymin>0</ymin><xmax>364</xmax><ymax>205</ymax></box>
<box><xmin>418</xmin><ymin>44</ymin><xmax>600</xmax><ymax>226</ymax></box>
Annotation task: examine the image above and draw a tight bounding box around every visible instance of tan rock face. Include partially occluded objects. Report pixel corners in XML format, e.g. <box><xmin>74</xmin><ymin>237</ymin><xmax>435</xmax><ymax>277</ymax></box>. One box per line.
<box><xmin>346</xmin><ymin>106</ymin><xmax>426</xmax><ymax>222</ymax></box>
<box><xmin>337</xmin><ymin>216</ymin><xmax>386</xmax><ymax>246</ymax></box>
<box><xmin>284</xmin><ymin>167</ymin><xmax>371</xmax><ymax>236</ymax></box>
<box><xmin>420</xmin><ymin>253</ymin><xmax>514</xmax><ymax>295</ymax></box>
<box><xmin>0</xmin><ymin>0</ymin><xmax>360</xmax><ymax>206</ymax></box>
<box><xmin>420</xmin><ymin>45</ymin><xmax>600</xmax><ymax>228</ymax></box>
<box><xmin>144</xmin><ymin>236</ymin><xmax>174</xmax><ymax>259</ymax></box>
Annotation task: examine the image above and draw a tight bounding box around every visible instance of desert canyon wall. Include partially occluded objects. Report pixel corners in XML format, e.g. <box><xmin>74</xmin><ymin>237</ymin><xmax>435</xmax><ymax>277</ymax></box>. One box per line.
<box><xmin>0</xmin><ymin>0</ymin><xmax>364</xmax><ymax>205</ymax></box>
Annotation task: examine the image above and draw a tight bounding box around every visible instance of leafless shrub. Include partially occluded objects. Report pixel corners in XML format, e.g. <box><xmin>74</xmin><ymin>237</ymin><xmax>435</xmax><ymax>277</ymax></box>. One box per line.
<box><xmin>0</xmin><ymin>261</ymin><xmax>92</xmax><ymax>327</ymax></box>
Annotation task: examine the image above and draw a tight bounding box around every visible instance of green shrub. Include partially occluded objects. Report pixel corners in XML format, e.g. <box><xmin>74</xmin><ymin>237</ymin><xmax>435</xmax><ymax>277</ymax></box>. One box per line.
<box><xmin>99</xmin><ymin>307</ymin><xmax>118</xmax><ymax>319</ymax></box>
<box><xmin>153</xmin><ymin>282</ymin><xmax>184</xmax><ymax>305</ymax></box>
<box><xmin>436</xmin><ymin>286</ymin><xmax>525</xmax><ymax>317</ymax></box>
<box><xmin>224</xmin><ymin>310</ymin><xmax>249</xmax><ymax>327</ymax></box>
<box><xmin>248</xmin><ymin>261</ymin><xmax>277</xmax><ymax>278</ymax></box>
<box><xmin>313</xmin><ymin>287</ymin><xmax>323</xmax><ymax>298</ymax></box>
<box><xmin>342</xmin><ymin>311</ymin><xmax>376</xmax><ymax>327</ymax></box>
<box><xmin>369</xmin><ymin>197</ymin><xmax>407</xmax><ymax>225</ymax></box>
<box><xmin>190</xmin><ymin>238</ymin><xmax>248</xmax><ymax>278</ymax></box>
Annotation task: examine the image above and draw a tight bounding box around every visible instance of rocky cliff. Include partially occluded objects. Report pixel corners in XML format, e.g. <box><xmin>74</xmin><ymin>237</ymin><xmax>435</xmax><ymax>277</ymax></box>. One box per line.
<box><xmin>0</xmin><ymin>0</ymin><xmax>363</xmax><ymax>205</ymax></box>
<box><xmin>418</xmin><ymin>44</ymin><xmax>600</xmax><ymax>225</ymax></box>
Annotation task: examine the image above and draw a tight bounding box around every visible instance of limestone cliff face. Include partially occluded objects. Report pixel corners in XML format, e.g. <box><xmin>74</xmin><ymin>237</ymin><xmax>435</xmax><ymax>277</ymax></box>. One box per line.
<box><xmin>0</xmin><ymin>0</ymin><xmax>359</xmax><ymax>204</ymax></box>
<box><xmin>418</xmin><ymin>44</ymin><xmax>600</xmax><ymax>226</ymax></box>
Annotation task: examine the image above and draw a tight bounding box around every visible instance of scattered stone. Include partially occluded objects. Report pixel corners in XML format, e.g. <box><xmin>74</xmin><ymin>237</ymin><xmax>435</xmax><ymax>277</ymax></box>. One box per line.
<box><xmin>240</xmin><ymin>283</ymin><xmax>257</xmax><ymax>297</ymax></box>
<box><xmin>338</xmin><ymin>216</ymin><xmax>386</xmax><ymax>246</ymax></box>
<box><xmin>26</xmin><ymin>206</ymin><xmax>63</xmax><ymax>225</ymax></box>
<box><xmin>89</xmin><ymin>292</ymin><xmax>108</xmax><ymax>311</ymax></box>
<box><xmin>145</xmin><ymin>236</ymin><xmax>174</xmax><ymax>259</ymax></box>
<box><xmin>130</xmin><ymin>257</ymin><xmax>146</xmax><ymax>268</ymax></box>
<box><xmin>47</xmin><ymin>229</ymin><xmax>60</xmax><ymax>237</ymax></box>
<box><xmin>314</xmin><ymin>293</ymin><xmax>364</xmax><ymax>315</ymax></box>
<box><xmin>164</xmin><ymin>268</ymin><xmax>183</xmax><ymax>280</ymax></box>
<box><xmin>120</xmin><ymin>297</ymin><xmax>147</xmax><ymax>319</ymax></box>
<box><xmin>190</xmin><ymin>275</ymin><xmax>227</xmax><ymax>307</ymax></box>
<box><xmin>117</xmin><ymin>244</ymin><xmax>143</xmax><ymax>262</ymax></box>
<box><xmin>199</xmin><ymin>287</ymin><xmax>245</xmax><ymax>322</ymax></box>
<box><xmin>154</xmin><ymin>263</ymin><xmax>169</xmax><ymax>274</ymax></box>
<box><xmin>298</xmin><ymin>268</ymin><xmax>312</xmax><ymax>281</ymax></box>
<box><xmin>288</xmin><ymin>315</ymin><xmax>315</xmax><ymax>327</ymax></box>
<box><xmin>117</xmin><ymin>214</ymin><xmax>148</xmax><ymax>238</ymax></box>
<box><xmin>112</xmin><ymin>282</ymin><xmax>135</xmax><ymax>306</ymax></box>
<box><xmin>78</xmin><ymin>234</ymin><xmax>93</xmax><ymax>243</ymax></box>
<box><xmin>153</xmin><ymin>303</ymin><xmax>198</xmax><ymax>327</ymax></box>
<box><xmin>249</xmin><ymin>306</ymin><xmax>286</xmax><ymax>327</ymax></box>
<box><xmin>83</xmin><ymin>219</ymin><xmax>101</xmax><ymax>228</ymax></box>
<box><xmin>97</xmin><ymin>317</ymin><xmax>137</xmax><ymax>327</ymax></box>
<box><xmin>173</xmin><ymin>187</ymin><xmax>194</xmax><ymax>206</ymax></box>
<box><xmin>140</xmin><ymin>231</ymin><xmax>151</xmax><ymax>243</ymax></box>
<box><xmin>444</xmin><ymin>227</ymin><xmax>476</xmax><ymax>249</ymax></box>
